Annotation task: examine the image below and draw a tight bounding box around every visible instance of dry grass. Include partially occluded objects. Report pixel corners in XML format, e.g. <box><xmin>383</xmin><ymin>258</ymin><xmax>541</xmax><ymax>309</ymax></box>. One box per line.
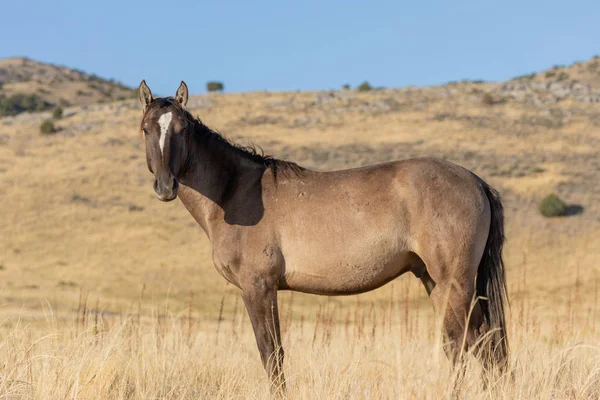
<box><xmin>1</xmin><ymin>281</ymin><xmax>599</xmax><ymax>399</ymax></box>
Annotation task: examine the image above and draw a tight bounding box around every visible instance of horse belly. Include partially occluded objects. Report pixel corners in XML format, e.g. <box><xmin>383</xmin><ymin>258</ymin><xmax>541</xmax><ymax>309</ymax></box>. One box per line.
<box><xmin>277</xmin><ymin>187</ymin><xmax>414</xmax><ymax>295</ymax></box>
<box><xmin>281</xmin><ymin>241</ymin><xmax>413</xmax><ymax>295</ymax></box>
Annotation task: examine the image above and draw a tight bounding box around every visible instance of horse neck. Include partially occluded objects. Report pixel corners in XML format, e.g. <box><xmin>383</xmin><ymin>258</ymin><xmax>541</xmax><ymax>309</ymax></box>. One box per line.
<box><xmin>177</xmin><ymin>122</ymin><xmax>265</xmax><ymax>238</ymax></box>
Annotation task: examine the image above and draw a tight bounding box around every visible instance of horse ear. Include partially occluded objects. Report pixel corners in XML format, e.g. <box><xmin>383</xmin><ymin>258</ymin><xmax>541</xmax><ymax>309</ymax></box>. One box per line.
<box><xmin>175</xmin><ymin>81</ymin><xmax>188</xmax><ymax>107</ymax></box>
<box><xmin>138</xmin><ymin>80</ymin><xmax>153</xmax><ymax>111</ymax></box>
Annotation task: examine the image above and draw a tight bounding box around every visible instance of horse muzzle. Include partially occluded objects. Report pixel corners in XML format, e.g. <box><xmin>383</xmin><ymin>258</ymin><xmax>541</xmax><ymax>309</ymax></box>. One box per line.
<box><xmin>154</xmin><ymin>176</ymin><xmax>179</xmax><ymax>202</ymax></box>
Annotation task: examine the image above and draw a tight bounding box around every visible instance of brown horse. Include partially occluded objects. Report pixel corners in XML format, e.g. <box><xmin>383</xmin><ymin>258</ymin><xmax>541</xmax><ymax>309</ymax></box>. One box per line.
<box><xmin>137</xmin><ymin>80</ymin><xmax>509</xmax><ymax>392</ymax></box>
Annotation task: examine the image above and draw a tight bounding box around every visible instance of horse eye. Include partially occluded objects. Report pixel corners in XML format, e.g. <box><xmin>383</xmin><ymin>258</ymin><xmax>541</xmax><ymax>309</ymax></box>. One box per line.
<box><xmin>142</xmin><ymin>128</ymin><xmax>149</xmax><ymax>136</ymax></box>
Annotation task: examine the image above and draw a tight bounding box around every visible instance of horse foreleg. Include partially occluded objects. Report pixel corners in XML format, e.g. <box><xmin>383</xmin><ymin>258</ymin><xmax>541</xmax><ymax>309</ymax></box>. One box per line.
<box><xmin>241</xmin><ymin>277</ymin><xmax>286</xmax><ymax>395</ymax></box>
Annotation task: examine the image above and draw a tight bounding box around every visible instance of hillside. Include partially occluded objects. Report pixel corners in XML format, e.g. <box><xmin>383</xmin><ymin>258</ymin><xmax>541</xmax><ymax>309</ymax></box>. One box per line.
<box><xmin>513</xmin><ymin>56</ymin><xmax>600</xmax><ymax>88</ymax></box>
<box><xmin>0</xmin><ymin>57</ymin><xmax>135</xmax><ymax>116</ymax></box>
<box><xmin>1</xmin><ymin>55</ymin><xmax>599</xmax><ymax>326</ymax></box>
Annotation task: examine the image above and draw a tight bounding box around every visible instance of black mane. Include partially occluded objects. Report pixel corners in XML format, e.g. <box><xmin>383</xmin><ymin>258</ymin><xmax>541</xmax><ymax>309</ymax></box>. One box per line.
<box><xmin>155</xmin><ymin>97</ymin><xmax>305</xmax><ymax>179</ymax></box>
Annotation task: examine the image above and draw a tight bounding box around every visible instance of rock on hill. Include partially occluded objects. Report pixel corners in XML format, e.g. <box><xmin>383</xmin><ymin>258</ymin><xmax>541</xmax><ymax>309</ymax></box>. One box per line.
<box><xmin>0</xmin><ymin>57</ymin><xmax>135</xmax><ymax>116</ymax></box>
<box><xmin>513</xmin><ymin>56</ymin><xmax>600</xmax><ymax>88</ymax></box>
<box><xmin>500</xmin><ymin>56</ymin><xmax>600</xmax><ymax>104</ymax></box>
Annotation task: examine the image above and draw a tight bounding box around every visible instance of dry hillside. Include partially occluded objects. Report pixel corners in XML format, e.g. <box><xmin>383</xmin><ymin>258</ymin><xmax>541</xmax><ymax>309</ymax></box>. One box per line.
<box><xmin>0</xmin><ymin>57</ymin><xmax>135</xmax><ymax>116</ymax></box>
<box><xmin>512</xmin><ymin>55</ymin><xmax>600</xmax><ymax>88</ymax></box>
<box><xmin>1</xmin><ymin>56</ymin><xmax>599</xmax><ymax>317</ymax></box>
<box><xmin>0</xmin><ymin>56</ymin><xmax>599</xmax><ymax>398</ymax></box>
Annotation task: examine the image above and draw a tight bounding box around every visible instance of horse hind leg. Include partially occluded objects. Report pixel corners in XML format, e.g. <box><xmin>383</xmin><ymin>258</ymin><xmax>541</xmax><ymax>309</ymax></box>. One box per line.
<box><xmin>414</xmin><ymin>261</ymin><xmax>468</xmax><ymax>361</ymax></box>
<box><xmin>428</xmin><ymin>279</ymin><xmax>484</xmax><ymax>366</ymax></box>
<box><xmin>415</xmin><ymin>255</ymin><xmax>491</xmax><ymax>368</ymax></box>
<box><xmin>418</xmin><ymin>268</ymin><xmax>435</xmax><ymax>296</ymax></box>
<box><xmin>411</xmin><ymin>255</ymin><xmax>435</xmax><ymax>296</ymax></box>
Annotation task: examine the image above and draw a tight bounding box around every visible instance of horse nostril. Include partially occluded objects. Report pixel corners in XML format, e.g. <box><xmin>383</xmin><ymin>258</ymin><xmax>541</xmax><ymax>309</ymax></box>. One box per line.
<box><xmin>153</xmin><ymin>180</ymin><xmax>159</xmax><ymax>192</ymax></box>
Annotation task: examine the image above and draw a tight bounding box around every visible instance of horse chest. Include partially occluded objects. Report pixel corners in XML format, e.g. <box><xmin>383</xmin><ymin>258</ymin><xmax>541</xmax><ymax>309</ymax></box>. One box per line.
<box><xmin>210</xmin><ymin>237</ymin><xmax>281</xmax><ymax>288</ymax></box>
<box><xmin>211</xmin><ymin>246</ymin><xmax>243</xmax><ymax>287</ymax></box>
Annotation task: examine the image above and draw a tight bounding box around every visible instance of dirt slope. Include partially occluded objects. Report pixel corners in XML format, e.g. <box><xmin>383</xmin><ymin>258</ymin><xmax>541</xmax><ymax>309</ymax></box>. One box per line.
<box><xmin>0</xmin><ymin>57</ymin><xmax>599</xmax><ymax>323</ymax></box>
<box><xmin>0</xmin><ymin>57</ymin><xmax>135</xmax><ymax>115</ymax></box>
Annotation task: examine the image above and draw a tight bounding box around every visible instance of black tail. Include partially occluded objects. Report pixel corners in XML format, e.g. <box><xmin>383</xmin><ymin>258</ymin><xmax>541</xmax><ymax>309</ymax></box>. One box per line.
<box><xmin>477</xmin><ymin>182</ymin><xmax>509</xmax><ymax>368</ymax></box>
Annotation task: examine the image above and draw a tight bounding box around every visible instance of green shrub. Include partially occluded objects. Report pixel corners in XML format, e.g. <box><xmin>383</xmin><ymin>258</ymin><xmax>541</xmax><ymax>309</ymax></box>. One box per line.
<box><xmin>514</xmin><ymin>72</ymin><xmax>536</xmax><ymax>81</ymax></box>
<box><xmin>538</xmin><ymin>193</ymin><xmax>567</xmax><ymax>217</ymax></box>
<box><xmin>482</xmin><ymin>92</ymin><xmax>505</xmax><ymax>105</ymax></box>
<box><xmin>40</xmin><ymin>120</ymin><xmax>56</xmax><ymax>134</ymax></box>
<box><xmin>206</xmin><ymin>81</ymin><xmax>224</xmax><ymax>92</ymax></box>
<box><xmin>52</xmin><ymin>106</ymin><xmax>63</xmax><ymax>120</ymax></box>
<box><xmin>342</xmin><ymin>84</ymin><xmax>351</xmax><ymax>90</ymax></box>
<box><xmin>357</xmin><ymin>81</ymin><xmax>372</xmax><ymax>92</ymax></box>
<box><xmin>556</xmin><ymin>72</ymin><xmax>569</xmax><ymax>81</ymax></box>
<box><xmin>0</xmin><ymin>93</ymin><xmax>53</xmax><ymax>117</ymax></box>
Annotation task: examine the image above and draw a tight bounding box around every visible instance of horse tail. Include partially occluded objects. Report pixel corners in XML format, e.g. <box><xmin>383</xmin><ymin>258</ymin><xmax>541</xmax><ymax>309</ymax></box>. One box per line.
<box><xmin>477</xmin><ymin>181</ymin><xmax>509</xmax><ymax>369</ymax></box>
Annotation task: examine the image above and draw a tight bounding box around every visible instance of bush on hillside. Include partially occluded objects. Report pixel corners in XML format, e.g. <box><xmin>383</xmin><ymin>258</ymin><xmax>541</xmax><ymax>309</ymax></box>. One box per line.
<box><xmin>342</xmin><ymin>84</ymin><xmax>351</xmax><ymax>90</ymax></box>
<box><xmin>357</xmin><ymin>81</ymin><xmax>372</xmax><ymax>92</ymax></box>
<box><xmin>538</xmin><ymin>193</ymin><xmax>567</xmax><ymax>217</ymax></box>
<box><xmin>514</xmin><ymin>72</ymin><xmax>537</xmax><ymax>81</ymax></box>
<box><xmin>482</xmin><ymin>92</ymin><xmax>505</xmax><ymax>105</ymax></box>
<box><xmin>206</xmin><ymin>81</ymin><xmax>224</xmax><ymax>92</ymax></box>
<box><xmin>482</xmin><ymin>92</ymin><xmax>495</xmax><ymax>105</ymax></box>
<box><xmin>40</xmin><ymin>120</ymin><xmax>56</xmax><ymax>135</ymax></box>
<box><xmin>52</xmin><ymin>106</ymin><xmax>63</xmax><ymax>120</ymax></box>
<box><xmin>0</xmin><ymin>93</ymin><xmax>53</xmax><ymax>117</ymax></box>
<box><xmin>88</xmin><ymin>74</ymin><xmax>102</xmax><ymax>83</ymax></box>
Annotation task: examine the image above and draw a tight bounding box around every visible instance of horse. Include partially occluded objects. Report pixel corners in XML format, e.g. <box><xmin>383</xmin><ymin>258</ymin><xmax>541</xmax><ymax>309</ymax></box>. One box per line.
<box><xmin>136</xmin><ymin>80</ymin><xmax>509</xmax><ymax>393</ymax></box>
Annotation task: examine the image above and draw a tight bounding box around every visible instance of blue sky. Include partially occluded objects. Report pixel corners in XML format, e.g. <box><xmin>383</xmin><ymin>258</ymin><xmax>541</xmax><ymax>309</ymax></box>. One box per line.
<box><xmin>1</xmin><ymin>0</ymin><xmax>598</xmax><ymax>96</ymax></box>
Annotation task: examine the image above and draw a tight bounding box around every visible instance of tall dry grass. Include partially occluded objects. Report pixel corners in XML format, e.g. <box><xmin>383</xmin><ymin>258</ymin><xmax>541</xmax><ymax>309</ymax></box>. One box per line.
<box><xmin>0</xmin><ymin>277</ymin><xmax>599</xmax><ymax>400</ymax></box>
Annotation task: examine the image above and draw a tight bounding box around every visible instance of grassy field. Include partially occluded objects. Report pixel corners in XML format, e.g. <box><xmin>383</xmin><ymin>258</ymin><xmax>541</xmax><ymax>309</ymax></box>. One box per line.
<box><xmin>0</xmin><ymin>72</ymin><xmax>599</xmax><ymax>398</ymax></box>
<box><xmin>0</xmin><ymin>288</ymin><xmax>599</xmax><ymax>399</ymax></box>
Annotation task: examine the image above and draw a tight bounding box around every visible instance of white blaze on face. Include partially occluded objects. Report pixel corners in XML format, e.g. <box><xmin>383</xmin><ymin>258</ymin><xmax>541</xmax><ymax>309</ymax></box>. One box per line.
<box><xmin>158</xmin><ymin>112</ymin><xmax>173</xmax><ymax>157</ymax></box>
